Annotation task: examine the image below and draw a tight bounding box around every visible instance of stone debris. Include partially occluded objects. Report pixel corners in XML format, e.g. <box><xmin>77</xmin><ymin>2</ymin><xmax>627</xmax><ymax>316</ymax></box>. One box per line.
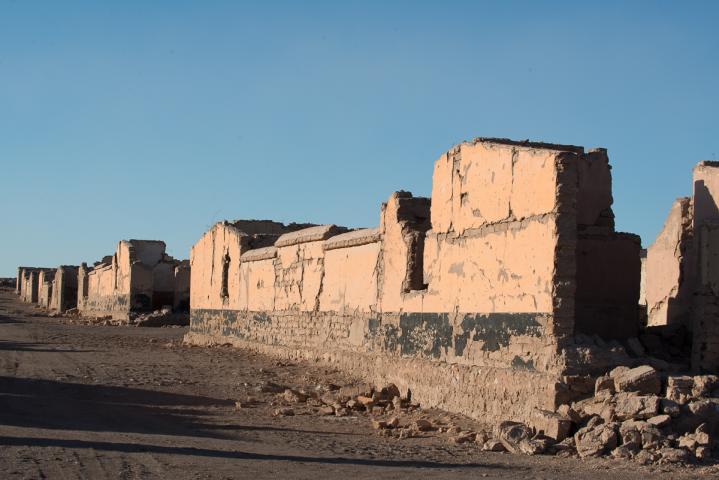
<box><xmin>273</xmin><ymin>407</ymin><xmax>294</xmax><ymax>416</ymax></box>
<box><xmin>557</xmin><ymin>364</ymin><xmax>719</xmax><ymax>465</ymax></box>
<box><xmin>613</xmin><ymin>365</ymin><xmax>662</xmax><ymax>395</ymax></box>
<box><xmin>292</xmin><ymin>366</ymin><xmax>717</xmax><ymax>465</ymax></box>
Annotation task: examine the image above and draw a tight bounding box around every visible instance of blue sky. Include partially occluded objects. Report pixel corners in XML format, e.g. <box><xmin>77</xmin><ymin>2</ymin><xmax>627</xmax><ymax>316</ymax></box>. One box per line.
<box><xmin>1</xmin><ymin>1</ymin><xmax>718</xmax><ymax>276</ymax></box>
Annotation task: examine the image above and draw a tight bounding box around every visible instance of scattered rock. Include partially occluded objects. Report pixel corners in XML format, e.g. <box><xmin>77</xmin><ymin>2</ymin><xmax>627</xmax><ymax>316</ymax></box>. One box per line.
<box><xmin>482</xmin><ymin>439</ymin><xmax>506</xmax><ymax>452</ymax></box>
<box><xmin>658</xmin><ymin>447</ymin><xmax>691</xmax><ymax>464</ymax></box>
<box><xmin>413</xmin><ymin>419</ymin><xmax>434</xmax><ymax>432</ymax></box>
<box><xmin>338</xmin><ymin>383</ymin><xmax>373</xmax><ymax>400</ymax></box>
<box><xmin>496</xmin><ymin>421</ymin><xmax>548</xmax><ymax>455</ymax></box>
<box><xmin>647</xmin><ymin>414</ymin><xmax>671</xmax><ymax>428</ymax></box>
<box><xmin>318</xmin><ymin>405</ymin><xmax>335</xmax><ymax>416</ymax></box>
<box><xmin>574</xmin><ymin>424</ymin><xmax>617</xmax><ymax>458</ymax></box>
<box><xmin>356</xmin><ymin>395</ymin><xmax>374</xmax><ymax>407</ymax></box>
<box><xmin>531</xmin><ymin>409</ymin><xmax>572</xmax><ymax>442</ymax></box>
<box><xmin>613</xmin><ymin>392</ymin><xmax>660</xmax><ymax>420</ymax></box>
<box><xmin>695</xmin><ymin>446</ymin><xmax>710</xmax><ymax>460</ymax></box>
<box><xmin>595</xmin><ymin>375</ymin><xmax>615</xmax><ymax>395</ymax></box>
<box><xmin>693</xmin><ymin>375</ymin><xmax>719</xmax><ymax>397</ymax></box>
<box><xmin>273</xmin><ymin>407</ymin><xmax>294</xmax><ymax>417</ymax></box>
<box><xmin>257</xmin><ymin>381</ymin><xmax>285</xmax><ymax>394</ymax></box>
<box><xmin>614</xmin><ymin>366</ymin><xmax>661</xmax><ymax>395</ymax></box>
<box><xmin>611</xmin><ymin>444</ymin><xmax>635</xmax><ymax>459</ymax></box>
<box><xmin>450</xmin><ymin>432</ymin><xmax>476</xmax><ymax>444</ymax></box>
<box><xmin>283</xmin><ymin>388</ymin><xmax>307</xmax><ymax>403</ymax></box>
<box><xmin>666</xmin><ymin>376</ymin><xmax>693</xmax><ymax>404</ymax></box>
<box><xmin>371</xmin><ymin>420</ymin><xmax>388</xmax><ymax>430</ymax></box>
<box><xmin>660</xmin><ymin>398</ymin><xmax>681</xmax><ymax>417</ymax></box>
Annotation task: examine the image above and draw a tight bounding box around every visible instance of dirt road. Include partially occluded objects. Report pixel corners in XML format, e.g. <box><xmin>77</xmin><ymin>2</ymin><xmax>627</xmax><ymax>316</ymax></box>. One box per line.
<box><xmin>0</xmin><ymin>288</ymin><xmax>713</xmax><ymax>479</ymax></box>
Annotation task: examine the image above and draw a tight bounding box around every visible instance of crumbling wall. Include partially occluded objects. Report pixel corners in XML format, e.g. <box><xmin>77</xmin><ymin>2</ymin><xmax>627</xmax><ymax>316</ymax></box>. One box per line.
<box><xmin>37</xmin><ymin>270</ymin><xmax>54</xmax><ymax>308</ymax></box>
<box><xmin>190</xmin><ymin>220</ymin><xmax>316</xmax><ymax>312</ymax></box>
<box><xmin>692</xmin><ymin>161</ymin><xmax>719</xmax><ymax>371</ymax></box>
<box><xmin>79</xmin><ymin>239</ymin><xmax>190</xmax><ymax>321</ymax></box>
<box><xmin>174</xmin><ymin>261</ymin><xmax>191</xmax><ymax>311</ymax></box>
<box><xmin>49</xmin><ymin>266</ymin><xmax>79</xmax><ymax>313</ymax></box>
<box><xmin>19</xmin><ymin>268</ymin><xmax>52</xmax><ymax>304</ymax></box>
<box><xmin>645</xmin><ymin>198</ymin><xmax>695</xmax><ymax>327</ymax></box>
<box><xmin>321</xmin><ymin>229</ymin><xmax>381</xmax><ymax>313</ymax></box>
<box><xmin>186</xmin><ymin>138</ymin><xmax>641</xmax><ymax>424</ymax></box>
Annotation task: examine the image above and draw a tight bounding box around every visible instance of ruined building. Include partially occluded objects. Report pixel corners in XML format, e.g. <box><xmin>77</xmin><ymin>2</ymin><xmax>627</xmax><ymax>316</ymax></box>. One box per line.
<box><xmin>646</xmin><ymin>161</ymin><xmax>719</xmax><ymax>372</ymax></box>
<box><xmin>77</xmin><ymin>239</ymin><xmax>191</xmax><ymax>321</ymax></box>
<box><xmin>37</xmin><ymin>269</ymin><xmax>54</xmax><ymax>308</ymax></box>
<box><xmin>18</xmin><ymin>267</ymin><xmax>54</xmax><ymax>304</ymax></box>
<box><xmin>49</xmin><ymin>265</ymin><xmax>79</xmax><ymax>313</ymax></box>
<box><xmin>185</xmin><ymin>138</ymin><xmax>642</xmax><ymax>425</ymax></box>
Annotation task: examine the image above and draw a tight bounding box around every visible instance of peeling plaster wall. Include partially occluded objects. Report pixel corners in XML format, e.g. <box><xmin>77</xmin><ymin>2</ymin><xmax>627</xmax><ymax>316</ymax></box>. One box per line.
<box><xmin>321</xmin><ymin>232</ymin><xmax>381</xmax><ymax>313</ymax></box>
<box><xmin>186</xmin><ymin>138</ymin><xmax>641</xmax><ymax>424</ymax></box>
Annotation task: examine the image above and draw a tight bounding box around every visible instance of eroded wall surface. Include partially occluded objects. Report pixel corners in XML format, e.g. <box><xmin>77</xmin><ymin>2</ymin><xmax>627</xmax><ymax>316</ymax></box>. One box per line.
<box><xmin>186</xmin><ymin>138</ymin><xmax>640</xmax><ymax>424</ymax></box>
<box><xmin>79</xmin><ymin>240</ymin><xmax>190</xmax><ymax>320</ymax></box>
<box><xmin>646</xmin><ymin>198</ymin><xmax>694</xmax><ymax>327</ymax></box>
<box><xmin>37</xmin><ymin>270</ymin><xmax>54</xmax><ymax>308</ymax></box>
<box><xmin>692</xmin><ymin>162</ymin><xmax>719</xmax><ymax>371</ymax></box>
<box><xmin>49</xmin><ymin>266</ymin><xmax>79</xmax><ymax>312</ymax></box>
<box><xmin>19</xmin><ymin>268</ymin><xmax>53</xmax><ymax>304</ymax></box>
<box><xmin>644</xmin><ymin>161</ymin><xmax>719</xmax><ymax>371</ymax></box>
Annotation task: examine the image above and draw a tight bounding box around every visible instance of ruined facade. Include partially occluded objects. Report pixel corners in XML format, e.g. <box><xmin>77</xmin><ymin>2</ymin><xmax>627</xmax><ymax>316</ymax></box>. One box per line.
<box><xmin>646</xmin><ymin>161</ymin><xmax>719</xmax><ymax>372</ymax></box>
<box><xmin>37</xmin><ymin>269</ymin><xmax>55</xmax><ymax>308</ymax></box>
<box><xmin>185</xmin><ymin>138</ymin><xmax>641</xmax><ymax>425</ymax></box>
<box><xmin>49</xmin><ymin>265</ymin><xmax>79</xmax><ymax>313</ymax></box>
<box><xmin>78</xmin><ymin>240</ymin><xmax>191</xmax><ymax>321</ymax></box>
<box><xmin>18</xmin><ymin>267</ymin><xmax>53</xmax><ymax>304</ymax></box>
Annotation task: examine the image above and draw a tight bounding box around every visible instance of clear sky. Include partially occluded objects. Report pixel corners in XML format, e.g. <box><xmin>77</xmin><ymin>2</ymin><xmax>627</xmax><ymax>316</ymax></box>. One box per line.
<box><xmin>1</xmin><ymin>1</ymin><xmax>718</xmax><ymax>276</ymax></box>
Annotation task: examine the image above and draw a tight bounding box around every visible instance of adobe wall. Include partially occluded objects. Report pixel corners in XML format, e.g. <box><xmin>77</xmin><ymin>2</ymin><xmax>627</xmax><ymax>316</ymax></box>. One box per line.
<box><xmin>37</xmin><ymin>270</ymin><xmax>54</xmax><ymax>308</ymax></box>
<box><xmin>174</xmin><ymin>261</ymin><xmax>191</xmax><ymax>311</ymax></box>
<box><xmin>79</xmin><ymin>240</ymin><xmax>190</xmax><ymax>320</ymax></box>
<box><xmin>646</xmin><ymin>198</ymin><xmax>694</xmax><ymax>327</ymax></box>
<box><xmin>692</xmin><ymin>162</ymin><xmax>719</xmax><ymax>371</ymax></box>
<box><xmin>186</xmin><ymin>138</ymin><xmax>641</xmax><ymax>425</ymax></box>
<box><xmin>49</xmin><ymin>266</ymin><xmax>79</xmax><ymax>313</ymax></box>
<box><xmin>645</xmin><ymin>161</ymin><xmax>719</xmax><ymax>372</ymax></box>
<box><xmin>19</xmin><ymin>268</ymin><xmax>53</xmax><ymax>304</ymax></box>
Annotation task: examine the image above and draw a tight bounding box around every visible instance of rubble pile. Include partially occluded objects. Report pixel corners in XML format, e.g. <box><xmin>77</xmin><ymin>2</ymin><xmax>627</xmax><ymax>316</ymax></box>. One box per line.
<box><xmin>555</xmin><ymin>365</ymin><xmax>718</xmax><ymax>464</ymax></box>
<box><xmin>268</xmin><ymin>382</ymin><xmax>421</xmax><ymax>424</ymax></box>
<box><xmin>255</xmin><ymin>367</ymin><xmax>718</xmax><ymax>466</ymax></box>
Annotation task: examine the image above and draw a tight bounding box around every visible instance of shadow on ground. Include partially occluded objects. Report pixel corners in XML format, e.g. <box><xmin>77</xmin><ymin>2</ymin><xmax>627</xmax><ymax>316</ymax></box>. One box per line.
<box><xmin>0</xmin><ymin>376</ymin><xmax>236</xmax><ymax>439</ymax></box>
<box><xmin>0</xmin><ymin>436</ymin><xmax>516</xmax><ymax>471</ymax></box>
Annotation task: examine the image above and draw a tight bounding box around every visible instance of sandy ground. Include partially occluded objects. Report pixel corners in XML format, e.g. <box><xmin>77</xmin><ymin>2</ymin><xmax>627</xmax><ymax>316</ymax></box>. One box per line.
<box><xmin>0</xmin><ymin>288</ymin><xmax>716</xmax><ymax>479</ymax></box>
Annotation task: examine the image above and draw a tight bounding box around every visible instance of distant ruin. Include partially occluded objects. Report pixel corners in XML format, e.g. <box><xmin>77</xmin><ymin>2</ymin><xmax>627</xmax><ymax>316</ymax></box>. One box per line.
<box><xmin>78</xmin><ymin>240</ymin><xmax>190</xmax><ymax>321</ymax></box>
<box><xmin>184</xmin><ymin>138</ymin><xmax>643</xmax><ymax>425</ymax></box>
<box><xmin>18</xmin><ymin>267</ymin><xmax>54</xmax><ymax>304</ymax></box>
<box><xmin>16</xmin><ymin>240</ymin><xmax>190</xmax><ymax>323</ymax></box>
<box><xmin>50</xmin><ymin>265</ymin><xmax>79</xmax><ymax>313</ymax></box>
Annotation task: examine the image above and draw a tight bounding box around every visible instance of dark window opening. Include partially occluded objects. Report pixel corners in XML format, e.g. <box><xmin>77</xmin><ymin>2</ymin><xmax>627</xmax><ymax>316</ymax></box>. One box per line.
<box><xmin>221</xmin><ymin>253</ymin><xmax>230</xmax><ymax>300</ymax></box>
